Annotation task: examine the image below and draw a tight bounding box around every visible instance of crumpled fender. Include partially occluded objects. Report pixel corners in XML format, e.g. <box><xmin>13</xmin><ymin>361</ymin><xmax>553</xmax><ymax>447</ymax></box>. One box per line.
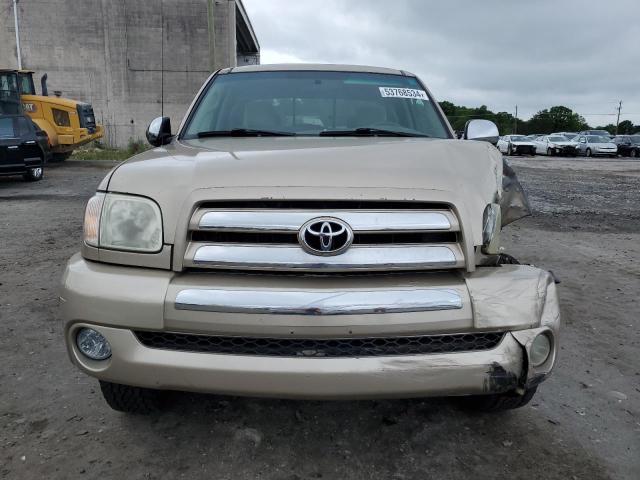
<box><xmin>501</xmin><ymin>159</ymin><xmax>532</xmax><ymax>226</ymax></box>
<box><xmin>463</xmin><ymin>264</ymin><xmax>560</xmax><ymax>333</ymax></box>
<box><xmin>464</xmin><ymin>265</ymin><xmax>561</xmax><ymax>389</ymax></box>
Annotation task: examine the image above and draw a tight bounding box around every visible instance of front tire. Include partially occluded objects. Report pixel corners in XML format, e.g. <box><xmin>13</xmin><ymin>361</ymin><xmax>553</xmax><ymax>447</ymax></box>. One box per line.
<box><xmin>631</xmin><ymin>149</ymin><xmax>638</xmax><ymax>158</ymax></box>
<box><xmin>23</xmin><ymin>166</ymin><xmax>44</xmax><ymax>182</ymax></box>
<box><xmin>507</xmin><ymin>145</ymin><xmax>513</xmax><ymax>156</ymax></box>
<box><xmin>99</xmin><ymin>381</ymin><xmax>162</xmax><ymax>414</ymax></box>
<box><xmin>462</xmin><ymin>387</ymin><xmax>538</xmax><ymax>412</ymax></box>
<box><xmin>546</xmin><ymin>147</ymin><xmax>553</xmax><ymax>156</ymax></box>
<box><xmin>586</xmin><ymin>148</ymin><xmax>592</xmax><ymax>157</ymax></box>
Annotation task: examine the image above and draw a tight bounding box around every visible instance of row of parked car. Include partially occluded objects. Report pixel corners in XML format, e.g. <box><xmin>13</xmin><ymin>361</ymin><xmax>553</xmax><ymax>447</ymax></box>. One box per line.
<box><xmin>497</xmin><ymin>130</ymin><xmax>640</xmax><ymax>157</ymax></box>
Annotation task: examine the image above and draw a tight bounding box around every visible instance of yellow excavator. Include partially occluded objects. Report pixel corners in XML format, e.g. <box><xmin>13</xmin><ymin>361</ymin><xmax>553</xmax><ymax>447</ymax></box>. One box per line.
<box><xmin>0</xmin><ymin>69</ymin><xmax>103</xmax><ymax>160</ymax></box>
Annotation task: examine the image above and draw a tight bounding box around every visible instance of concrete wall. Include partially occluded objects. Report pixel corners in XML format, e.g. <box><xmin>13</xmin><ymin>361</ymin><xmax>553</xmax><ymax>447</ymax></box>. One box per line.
<box><xmin>0</xmin><ymin>0</ymin><xmax>258</xmax><ymax>147</ymax></box>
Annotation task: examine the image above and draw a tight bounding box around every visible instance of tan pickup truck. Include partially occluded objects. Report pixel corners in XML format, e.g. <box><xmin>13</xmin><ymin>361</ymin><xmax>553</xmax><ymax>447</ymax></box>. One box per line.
<box><xmin>61</xmin><ymin>64</ymin><xmax>560</xmax><ymax>414</ymax></box>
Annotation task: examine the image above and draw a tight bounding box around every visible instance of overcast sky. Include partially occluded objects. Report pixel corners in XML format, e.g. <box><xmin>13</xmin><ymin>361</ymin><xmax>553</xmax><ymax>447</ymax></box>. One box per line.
<box><xmin>243</xmin><ymin>0</ymin><xmax>640</xmax><ymax>127</ymax></box>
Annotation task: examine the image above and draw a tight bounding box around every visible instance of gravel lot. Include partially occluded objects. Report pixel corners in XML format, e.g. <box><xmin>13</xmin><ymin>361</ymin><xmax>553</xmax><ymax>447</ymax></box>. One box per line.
<box><xmin>1</xmin><ymin>156</ymin><xmax>639</xmax><ymax>480</ymax></box>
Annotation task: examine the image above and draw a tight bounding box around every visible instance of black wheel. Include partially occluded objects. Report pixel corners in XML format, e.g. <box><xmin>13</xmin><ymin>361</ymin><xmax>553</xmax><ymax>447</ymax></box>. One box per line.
<box><xmin>461</xmin><ymin>387</ymin><xmax>538</xmax><ymax>412</ymax></box>
<box><xmin>586</xmin><ymin>148</ymin><xmax>592</xmax><ymax>157</ymax></box>
<box><xmin>51</xmin><ymin>152</ymin><xmax>72</xmax><ymax>162</ymax></box>
<box><xmin>99</xmin><ymin>381</ymin><xmax>162</xmax><ymax>414</ymax></box>
<box><xmin>546</xmin><ymin>147</ymin><xmax>553</xmax><ymax>156</ymax></box>
<box><xmin>507</xmin><ymin>144</ymin><xmax>513</xmax><ymax>156</ymax></box>
<box><xmin>630</xmin><ymin>149</ymin><xmax>637</xmax><ymax>158</ymax></box>
<box><xmin>23</xmin><ymin>166</ymin><xmax>44</xmax><ymax>182</ymax></box>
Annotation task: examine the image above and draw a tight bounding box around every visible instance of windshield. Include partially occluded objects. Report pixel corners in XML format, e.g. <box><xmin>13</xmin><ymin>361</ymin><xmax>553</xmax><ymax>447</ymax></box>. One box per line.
<box><xmin>0</xmin><ymin>117</ymin><xmax>15</xmax><ymax>138</ymax></box>
<box><xmin>630</xmin><ymin>135</ymin><xmax>640</xmax><ymax>143</ymax></box>
<box><xmin>510</xmin><ymin>135</ymin><xmax>527</xmax><ymax>141</ymax></box>
<box><xmin>182</xmin><ymin>71</ymin><xmax>450</xmax><ymax>138</ymax></box>
<box><xmin>549</xmin><ymin>136</ymin><xmax>566</xmax><ymax>142</ymax></box>
<box><xmin>587</xmin><ymin>136</ymin><xmax>610</xmax><ymax>143</ymax></box>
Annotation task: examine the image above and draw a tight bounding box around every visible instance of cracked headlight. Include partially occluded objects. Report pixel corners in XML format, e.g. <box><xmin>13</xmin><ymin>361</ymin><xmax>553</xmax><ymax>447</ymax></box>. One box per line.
<box><xmin>83</xmin><ymin>193</ymin><xmax>163</xmax><ymax>253</ymax></box>
<box><xmin>482</xmin><ymin>203</ymin><xmax>501</xmax><ymax>254</ymax></box>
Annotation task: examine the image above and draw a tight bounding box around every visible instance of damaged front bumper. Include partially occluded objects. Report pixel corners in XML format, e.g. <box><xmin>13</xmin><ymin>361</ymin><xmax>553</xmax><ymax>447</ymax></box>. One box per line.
<box><xmin>61</xmin><ymin>256</ymin><xmax>560</xmax><ymax>399</ymax></box>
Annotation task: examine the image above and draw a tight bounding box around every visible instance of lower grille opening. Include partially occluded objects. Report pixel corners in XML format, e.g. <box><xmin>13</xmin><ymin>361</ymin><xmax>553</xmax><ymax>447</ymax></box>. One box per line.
<box><xmin>134</xmin><ymin>331</ymin><xmax>504</xmax><ymax>357</ymax></box>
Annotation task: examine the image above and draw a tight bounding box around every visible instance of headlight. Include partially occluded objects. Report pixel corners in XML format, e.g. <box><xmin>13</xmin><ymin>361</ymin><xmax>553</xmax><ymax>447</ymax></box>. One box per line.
<box><xmin>530</xmin><ymin>333</ymin><xmax>551</xmax><ymax>367</ymax></box>
<box><xmin>83</xmin><ymin>193</ymin><xmax>163</xmax><ymax>253</ymax></box>
<box><xmin>482</xmin><ymin>203</ymin><xmax>501</xmax><ymax>254</ymax></box>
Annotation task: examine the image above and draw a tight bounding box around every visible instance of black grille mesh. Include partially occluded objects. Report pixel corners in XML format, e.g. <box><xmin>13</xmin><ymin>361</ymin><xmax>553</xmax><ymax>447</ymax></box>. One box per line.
<box><xmin>191</xmin><ymin>230</ymin><xmax>457</xmax><ymax>245</ymax></box>
<box><xmin>134</xmin><ymin>331</ymin><xmax>504</xmax><ymax>357</ymax></box>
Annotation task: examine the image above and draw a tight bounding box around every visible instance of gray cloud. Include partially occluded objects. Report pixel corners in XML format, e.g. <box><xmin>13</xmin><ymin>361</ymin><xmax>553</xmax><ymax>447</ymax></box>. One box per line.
<box><xmin>243</xmin><ymin>0</ymin><xmax>640</xmax><ymax>126</ymax></box>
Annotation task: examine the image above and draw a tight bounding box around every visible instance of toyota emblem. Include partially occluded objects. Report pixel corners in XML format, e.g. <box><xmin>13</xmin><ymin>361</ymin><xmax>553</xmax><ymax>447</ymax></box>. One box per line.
<box><xmin>299</xmin><ymin>217</ymin><xmax>354</xmax><ymax>256</ymax></box>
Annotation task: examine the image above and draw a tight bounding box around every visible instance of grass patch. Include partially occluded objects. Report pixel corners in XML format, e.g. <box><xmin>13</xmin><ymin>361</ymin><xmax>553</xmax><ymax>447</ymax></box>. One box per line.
<box><xmin>71</xmin><ymin>139</ymin><xmax>150</xmax><ymax>161</ymax></box>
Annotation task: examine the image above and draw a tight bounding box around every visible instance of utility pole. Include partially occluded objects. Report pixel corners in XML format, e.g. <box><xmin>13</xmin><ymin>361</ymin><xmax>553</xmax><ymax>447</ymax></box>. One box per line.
<box><xmin>160</xmin><ymin>0</ymin><xmax>164</xmax><ymax>117</ymax></box>
<box><xmin>13</xmin><ymin>0</ymin><xmax>22</xmax><ymax>70</ymax></box>
<box><xmin>514</xmin><ymin>105</ymin><xmax>518</xmax><ymax>134</ymax></box>
<box><xmin>615</xmin><ymin>100</ymin><xmax>622</xmax><ymax>135</ymax></box>
<box><xmin>207</xmin><ymin>0</ymin><xmax>216</xmax><ymax>72</ymax></box>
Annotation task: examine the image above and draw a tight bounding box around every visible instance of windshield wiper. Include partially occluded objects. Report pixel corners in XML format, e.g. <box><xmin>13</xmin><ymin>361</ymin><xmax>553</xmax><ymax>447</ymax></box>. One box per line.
<box><xmin>319</xmin><ymin>127</ymin><xmax>430</xmax><ymax>138</ymax></box>
<box><xmin>197</xmin><ymin>128</ymin><xmax>296</xmax><ymax>138</ymax></box>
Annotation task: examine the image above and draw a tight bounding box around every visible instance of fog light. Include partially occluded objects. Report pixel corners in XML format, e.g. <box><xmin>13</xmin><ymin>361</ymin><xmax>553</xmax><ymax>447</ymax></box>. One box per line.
<box><xmin>530</xmin><ymin>333</ymin><xmax>551</xmax><ymax>367</ymax></box>
<box><xmin>76</xmin><ymin>328</ymin><xmax>112</xmax><ymax>360</ymax></box>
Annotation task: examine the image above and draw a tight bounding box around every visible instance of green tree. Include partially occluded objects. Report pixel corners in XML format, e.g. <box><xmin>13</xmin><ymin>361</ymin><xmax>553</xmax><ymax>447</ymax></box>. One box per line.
<box><xmin>438</xmin><ymin>102</ymin><xmax>518</xmax><ymax>135</ymax></box>
<box><xmin>527</xmin><ymin>106</ymin><xmax>588</xmax><ymax>134</ymax></box>
<box><xmin>617</xmin><ymin>120</ymin><xmax>634</xmax><ymax>135</ymax></box>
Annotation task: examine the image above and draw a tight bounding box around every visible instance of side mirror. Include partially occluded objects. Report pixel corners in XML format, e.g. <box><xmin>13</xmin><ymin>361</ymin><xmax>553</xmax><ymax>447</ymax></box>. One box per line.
<box><xmin>146</xmin><ymin>116</ymin><xmax>173</xmax><ymax>147</ymax></box>
<box><xmin>463</xmin><ymin>119</ymin><xmax>499</xmax><ymax>145</ymax></box>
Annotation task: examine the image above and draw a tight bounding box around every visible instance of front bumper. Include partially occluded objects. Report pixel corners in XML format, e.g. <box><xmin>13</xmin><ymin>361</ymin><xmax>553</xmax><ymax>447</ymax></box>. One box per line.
<box><xmin>0</xmin><ymin>156</ymin><xmax>44</xmax><ymax>176</ymax></box>
<box><xmin>551</xmin><ymin>146</ymin><xmax>577</xmax><ymax>155</ymax></box>
<box><xmin>511</xmin><ymin>145</ymin><xmax>535</xmax><ymax>155</ymax></box>
<box><xmin>61</xmin><ymin>255</ymin><xmax>560</xmax><ymax>399</ymax></box>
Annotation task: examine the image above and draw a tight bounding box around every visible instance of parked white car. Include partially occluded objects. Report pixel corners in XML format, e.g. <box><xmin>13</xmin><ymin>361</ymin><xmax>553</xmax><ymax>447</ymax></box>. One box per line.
<box><xmin>496</xmin><ymin>135</ymin><xmax>536</xmax><ymax>155</ymax></box>
<box><xmin>574</xmin><ymin>135</ymin><xmax>618</xmax><ymax>157</ymax></box>
<box><xmin>534</xmin><ymin>135</ymin><xmax>579</xmax><ymax>156</ymax></box>
<box><xmin>552</xmin><ymin>132</ymin><xmax>578</xmax><ymax>141</ymax></box>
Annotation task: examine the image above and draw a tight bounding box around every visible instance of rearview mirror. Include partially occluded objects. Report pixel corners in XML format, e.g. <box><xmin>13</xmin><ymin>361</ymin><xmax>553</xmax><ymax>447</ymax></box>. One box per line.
<box><xmin>146</xmin><ymin>117</ymin><xmax>173</xmax><ymax>147</ymax></box>
<box><xmin>463</xmin><ymin>119</ymin><xmax>499</xmax><ymax>145</ymax></box>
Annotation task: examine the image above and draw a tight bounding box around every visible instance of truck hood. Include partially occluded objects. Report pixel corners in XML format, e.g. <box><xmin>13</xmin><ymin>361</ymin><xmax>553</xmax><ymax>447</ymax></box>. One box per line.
<box><xmin>105</xmin><ymin>137</ymin><xmax>502</xmax><ymax>244</ymax></box>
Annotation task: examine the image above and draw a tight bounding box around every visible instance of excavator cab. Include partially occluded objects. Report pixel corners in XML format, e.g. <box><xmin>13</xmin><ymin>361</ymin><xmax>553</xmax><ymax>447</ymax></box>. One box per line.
<box><xmin>0</xmin><ymin>70</ymin><xmax>28</xmax><ymax>114</ymax></box>
<box><xmin>0</xmin><ymin>69</ymin><xmax>103</xmax><ymax>160</ymax></box>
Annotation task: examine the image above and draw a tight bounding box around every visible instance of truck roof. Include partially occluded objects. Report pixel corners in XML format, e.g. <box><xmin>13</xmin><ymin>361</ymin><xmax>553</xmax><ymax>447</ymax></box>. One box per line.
<box><xmin>227</xmin><ymin>63</ymin><xmax>415</xmax><ymax>77</ymax></box>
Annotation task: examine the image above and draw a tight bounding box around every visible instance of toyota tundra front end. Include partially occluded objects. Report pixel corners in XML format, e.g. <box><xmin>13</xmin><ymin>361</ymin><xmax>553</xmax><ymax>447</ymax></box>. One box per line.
<box><xmin>61</xmin><ymin>64</ymin><xmax>560</xmax><ymax>414</ymax></box>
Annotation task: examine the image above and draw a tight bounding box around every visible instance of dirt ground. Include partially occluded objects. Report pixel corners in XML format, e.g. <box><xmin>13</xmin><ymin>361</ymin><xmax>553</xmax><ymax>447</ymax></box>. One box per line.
<box><xmin>1</xmin><ymin>156</ymin><xmax>638</xmax><ymax>480</ymax></box>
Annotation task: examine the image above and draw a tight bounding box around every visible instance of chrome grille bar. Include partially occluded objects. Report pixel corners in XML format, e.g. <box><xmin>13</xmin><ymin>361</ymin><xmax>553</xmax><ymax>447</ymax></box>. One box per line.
<box><xmin>193</xmin><ymin>210</ymin><xmax>457</xmax><ymax>232</ymax></box>
<box><xmin>175</xmin><ymin>288</ymin><xmax>463</xmax><ymax>315</ymax></box>
<box><xmin>185</xmin><ymin>243</ymin><xmax>463</xmax><ymax>272</ymax></box>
